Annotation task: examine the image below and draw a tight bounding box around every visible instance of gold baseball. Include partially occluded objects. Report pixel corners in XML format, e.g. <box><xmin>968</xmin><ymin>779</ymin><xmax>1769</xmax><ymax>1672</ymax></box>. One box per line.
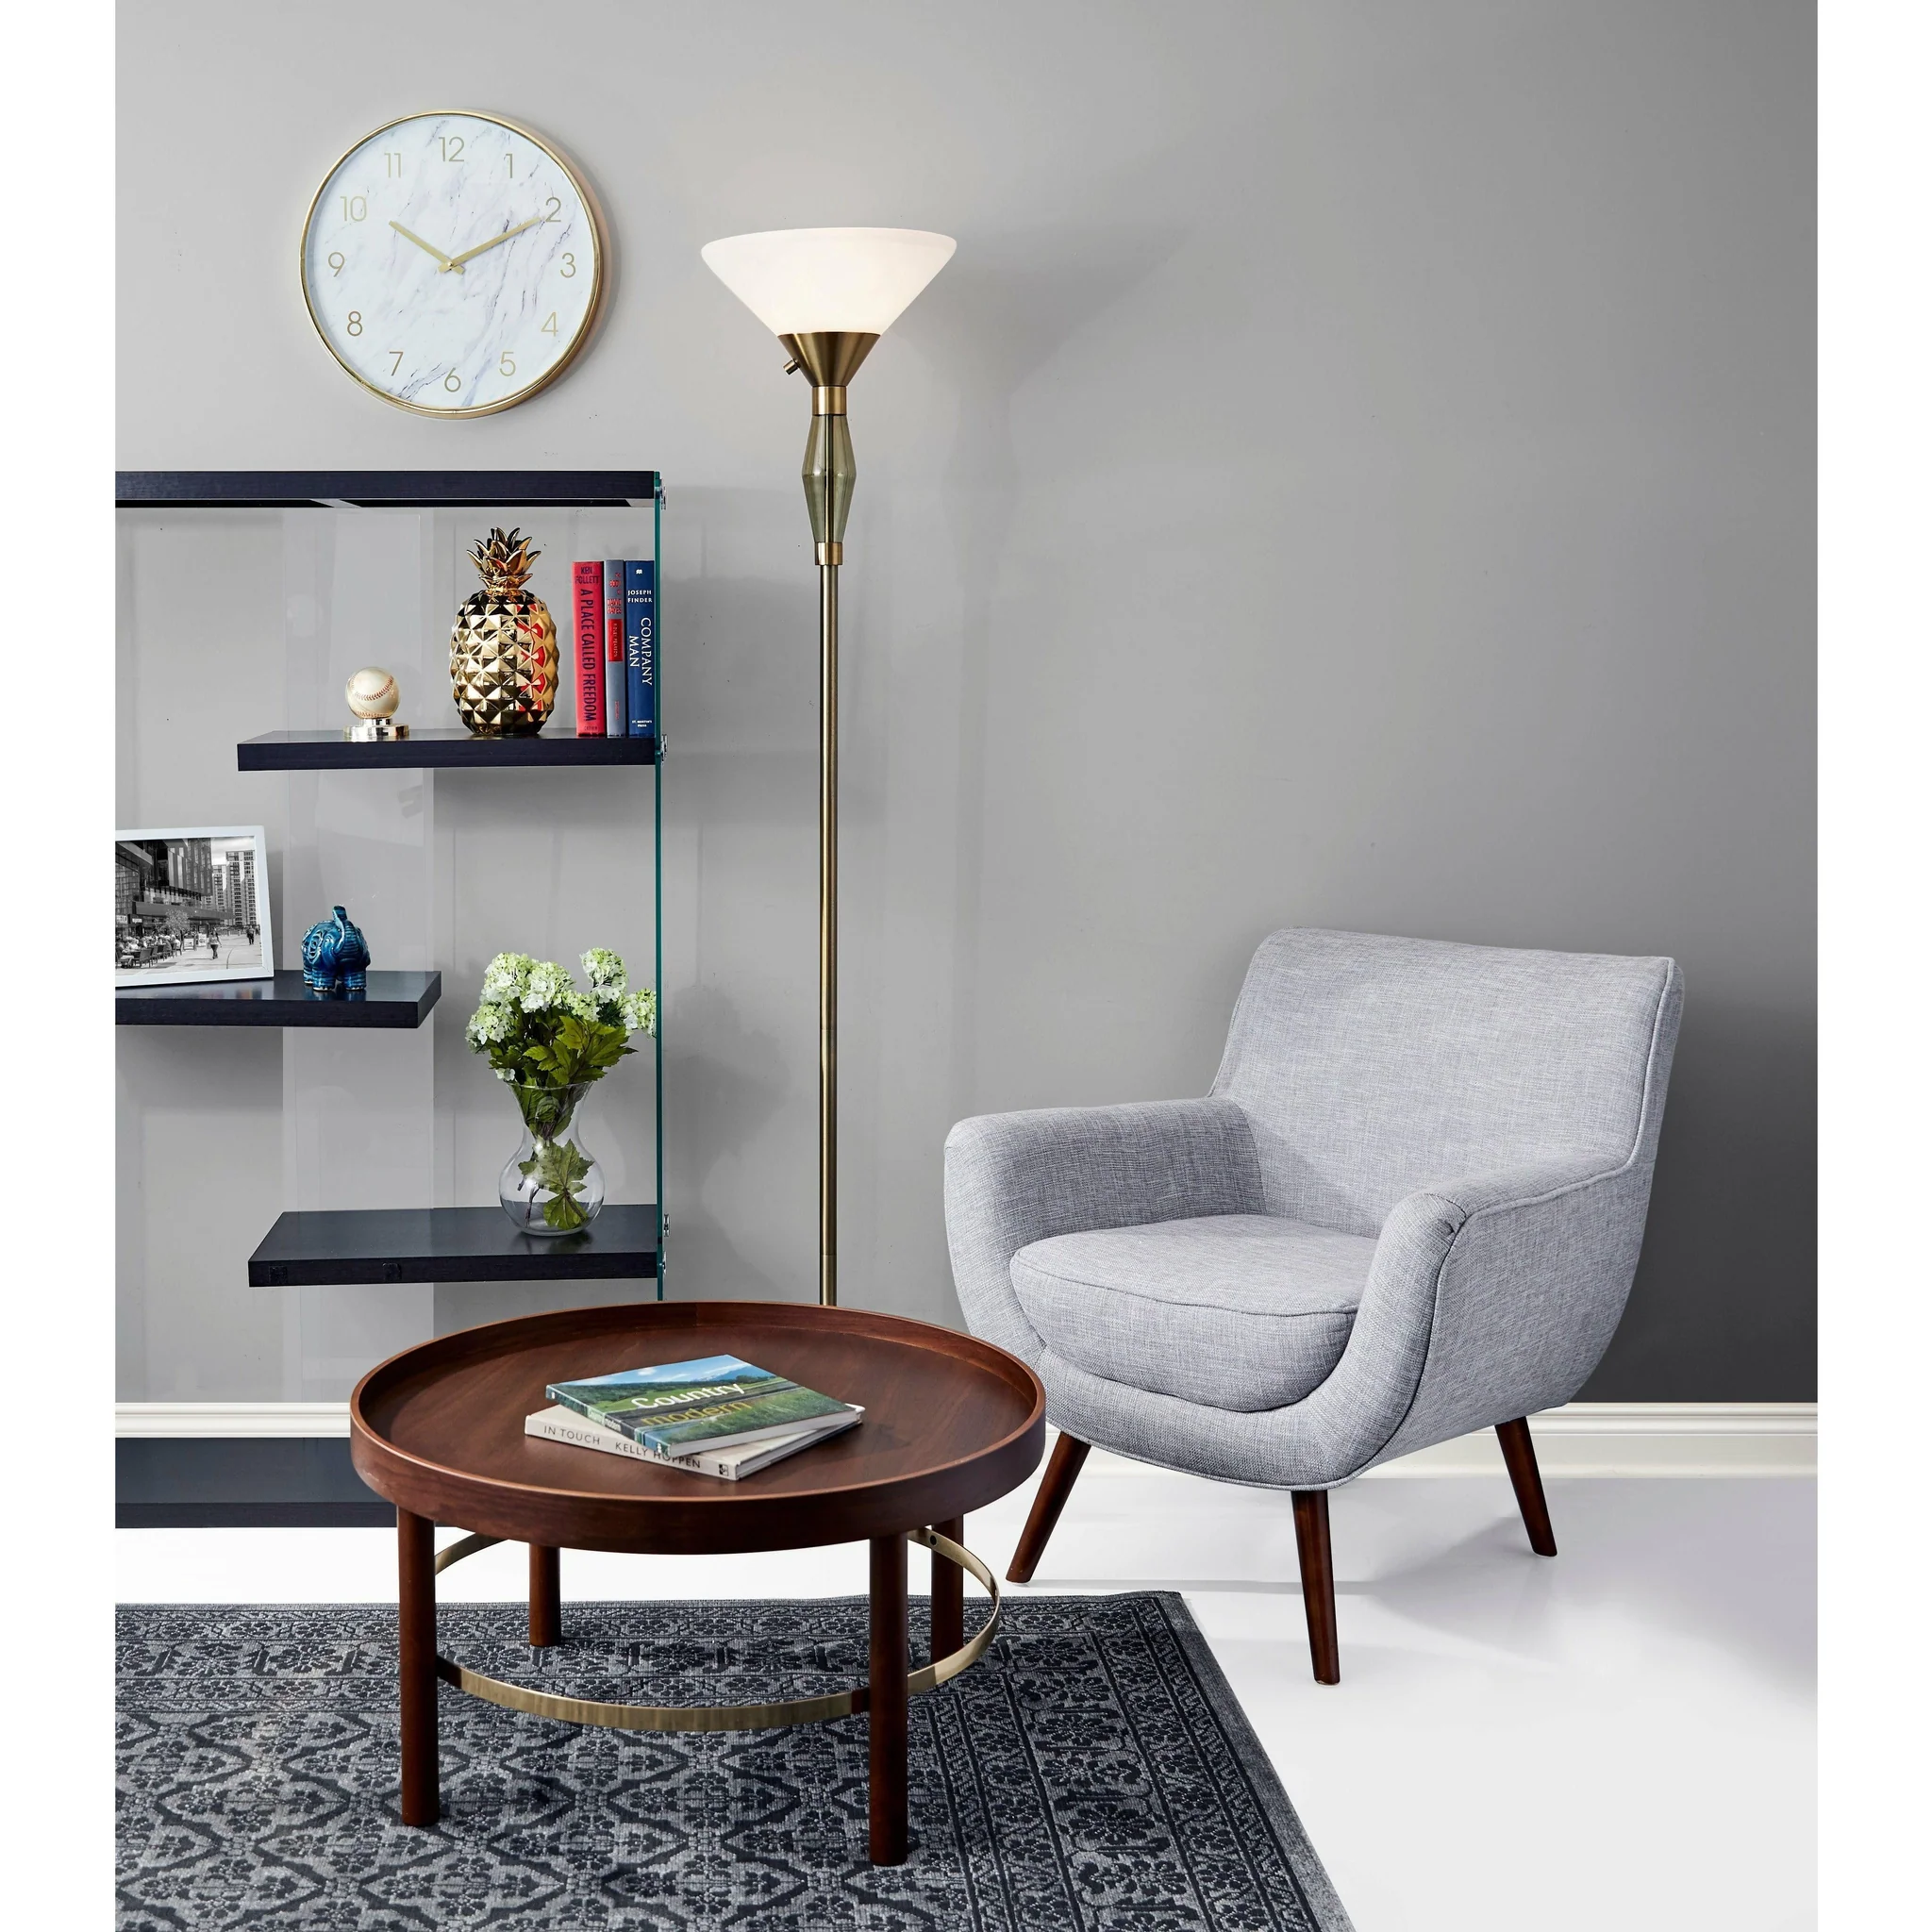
<box><xmin>346</xmin><ymin>666</ymin><xmax>400</xmax><ymax>719</ymax></box>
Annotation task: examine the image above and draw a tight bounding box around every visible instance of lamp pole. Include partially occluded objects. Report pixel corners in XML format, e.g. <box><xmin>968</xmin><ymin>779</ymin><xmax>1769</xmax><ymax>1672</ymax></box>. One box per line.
<box><xmin>820</xmin><ymin>535</ymin><xmax>840</xmax><ymax>1308</ymax></box>
<box><xmin>783</xmin><ymin>330</ymin><xmax>873</xmax><ymax>1307</ymax></box>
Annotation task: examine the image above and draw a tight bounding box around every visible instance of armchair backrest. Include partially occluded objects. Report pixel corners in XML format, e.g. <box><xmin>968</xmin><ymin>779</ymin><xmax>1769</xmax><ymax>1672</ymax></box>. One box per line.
<box><xmin>1211</xmin><ymin>928</ymin><xmax>1681</xmax><ymax>1236</ymax></box>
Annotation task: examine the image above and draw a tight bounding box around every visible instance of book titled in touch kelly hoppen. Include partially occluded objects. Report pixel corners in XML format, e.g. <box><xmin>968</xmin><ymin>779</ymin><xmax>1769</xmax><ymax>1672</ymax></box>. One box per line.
<box><xmin>525</xmin><ymin>1404</ymin><xmax>861</xmax><ymax>1480</ymax></box>
<box><xmin>544</xmin><ymin>1354</ymin><xmax>859</xmax><ymax>1457</ymax></box>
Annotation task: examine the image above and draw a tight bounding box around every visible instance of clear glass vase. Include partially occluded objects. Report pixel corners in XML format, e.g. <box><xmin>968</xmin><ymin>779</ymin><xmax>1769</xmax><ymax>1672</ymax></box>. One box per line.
<box><xmin>499</xmin><ymin>1082</ymin><xmax>606</xmax><ymax>1235</ymax></box>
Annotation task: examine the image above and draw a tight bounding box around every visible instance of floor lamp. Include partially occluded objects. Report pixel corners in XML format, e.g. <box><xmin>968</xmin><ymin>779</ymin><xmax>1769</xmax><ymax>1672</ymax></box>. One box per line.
<box><xmin>702</xmin><ymin>227</ymin><xmax>956</xmax><ymax>1308</ymax></box>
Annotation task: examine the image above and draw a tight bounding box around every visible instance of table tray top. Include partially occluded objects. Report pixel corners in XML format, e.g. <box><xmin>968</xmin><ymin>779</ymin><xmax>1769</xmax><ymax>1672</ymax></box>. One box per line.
<box><xmin>350</xmin><ymin>1300</ymin><xmax>1045</xmax><ymax>1555</ymax></box>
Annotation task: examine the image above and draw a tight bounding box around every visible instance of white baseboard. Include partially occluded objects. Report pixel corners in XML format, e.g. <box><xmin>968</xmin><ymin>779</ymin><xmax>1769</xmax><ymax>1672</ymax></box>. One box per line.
<box><xmin>117</xmin><ymin>1403</ymin><xmax>351</xmax><ymax>1439</ymax></box>
<box><xmin>116</xmin><ymin>1400</ymin><xmax>1816</xmax><ymax>1476</ymax></box>
<box><xmin>1364</xmin><ymin>1403</ymin><xmax>1815</xmax><ymax>1477</ymax></box>
<box><xmin>1075</xmin><ymin>1403</ymin><xmax>1815</xmax><ymax>1480</ymax></box>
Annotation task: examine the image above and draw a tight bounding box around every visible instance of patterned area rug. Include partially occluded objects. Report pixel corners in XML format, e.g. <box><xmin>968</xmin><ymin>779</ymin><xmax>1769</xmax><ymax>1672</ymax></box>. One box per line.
<box><xmin>118</xmin><ymin>1592</ymin><xmax>1352</xmax><ymax>1930</ymax></box>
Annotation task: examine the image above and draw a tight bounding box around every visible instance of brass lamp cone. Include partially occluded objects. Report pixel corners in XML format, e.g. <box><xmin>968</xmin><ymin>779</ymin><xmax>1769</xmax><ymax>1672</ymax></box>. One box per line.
<box><xmin>779</xmin><ymin>330</ymin><xmax>880</xmax><ymax>388</ymax></box>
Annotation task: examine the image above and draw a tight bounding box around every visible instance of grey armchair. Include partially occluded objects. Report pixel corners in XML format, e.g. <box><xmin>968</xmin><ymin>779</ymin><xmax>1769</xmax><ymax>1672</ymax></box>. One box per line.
<box><xmin>944</xmin><ymin>927</ymin><xmax>1682</xmax><ymax>1682</ymax></box>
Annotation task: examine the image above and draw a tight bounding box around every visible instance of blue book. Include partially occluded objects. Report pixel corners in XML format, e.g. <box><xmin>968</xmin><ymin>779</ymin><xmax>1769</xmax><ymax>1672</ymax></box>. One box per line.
<box><xmin>602</xmin><ymin>561</ymin><xmax>626</xmax><ymax>737</ymax></box>
<box><xmin>625</xmin><ymin>559</ymin><xmax>656</xmax><ymax>740</ymax></box>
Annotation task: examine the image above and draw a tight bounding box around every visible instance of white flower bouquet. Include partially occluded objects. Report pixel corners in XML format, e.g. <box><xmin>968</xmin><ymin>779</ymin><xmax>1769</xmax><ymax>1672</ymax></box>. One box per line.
<box><xmin>466</xmin><ymin>949</ymin><xmax>657</xmax><ymax>1232</ymax></box>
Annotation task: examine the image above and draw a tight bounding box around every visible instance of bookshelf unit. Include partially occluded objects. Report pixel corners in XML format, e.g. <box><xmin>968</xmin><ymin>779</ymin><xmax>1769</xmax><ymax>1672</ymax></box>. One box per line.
<box><xmin>117</xmin><ymin>470</ymin><xmax>666</xmax><ymax>1428</ymax></box>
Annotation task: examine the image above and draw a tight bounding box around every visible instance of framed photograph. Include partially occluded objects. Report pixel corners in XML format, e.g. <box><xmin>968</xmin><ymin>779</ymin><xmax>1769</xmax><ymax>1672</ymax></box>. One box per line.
<box><xmin>115</xmin><ymin>826</ymin><xmax>275</xmax><ymax>988</ymax></box>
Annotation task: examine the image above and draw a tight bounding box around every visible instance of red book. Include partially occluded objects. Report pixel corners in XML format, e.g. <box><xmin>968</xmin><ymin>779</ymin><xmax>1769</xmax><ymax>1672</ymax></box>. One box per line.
<box><xmin>572</xmin><ymin>562</ymin><xmax>605</xmax><ymax>736</ymax></box>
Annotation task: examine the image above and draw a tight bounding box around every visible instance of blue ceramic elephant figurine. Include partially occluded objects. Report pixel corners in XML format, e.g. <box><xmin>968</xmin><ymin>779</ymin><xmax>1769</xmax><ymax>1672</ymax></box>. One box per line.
<box><xmin>302</xmin><ymin>906</ymin><xmax>371</xmax><ymax>993</ymax></box>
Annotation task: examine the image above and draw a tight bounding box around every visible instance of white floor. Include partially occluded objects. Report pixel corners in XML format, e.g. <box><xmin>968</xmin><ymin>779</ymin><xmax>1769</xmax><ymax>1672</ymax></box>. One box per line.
<box><xmin>117</xmin><ymin>1447</ymin><xmax>1816</xmax><ymax>1932</ymax></box>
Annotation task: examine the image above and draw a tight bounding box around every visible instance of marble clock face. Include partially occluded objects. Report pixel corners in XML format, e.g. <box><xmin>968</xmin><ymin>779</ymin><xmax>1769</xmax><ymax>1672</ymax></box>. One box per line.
<box><xmin>300</xmin><ymin>111</ymin><xmax>603</xmax><ymax>416</ymax></box>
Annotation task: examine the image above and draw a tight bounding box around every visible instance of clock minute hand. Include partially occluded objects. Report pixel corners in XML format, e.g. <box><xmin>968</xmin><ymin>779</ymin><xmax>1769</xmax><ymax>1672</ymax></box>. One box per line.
<box><xmin>389</xmin><ymin>220</ymin><xmax>462</xmax><ymax>274</ymax></box>
<box><xmin>445</xmin><ymin>215</ymin><xmax>546</xmax><ymax>270</ymax></box>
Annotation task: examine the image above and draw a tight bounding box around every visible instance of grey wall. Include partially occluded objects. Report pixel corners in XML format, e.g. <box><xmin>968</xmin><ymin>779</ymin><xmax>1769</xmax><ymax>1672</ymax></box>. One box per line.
<box><xmin>117</xmin><ymin>0</ymin><xmax>1815</xmax><ymax>1401</ymax></box>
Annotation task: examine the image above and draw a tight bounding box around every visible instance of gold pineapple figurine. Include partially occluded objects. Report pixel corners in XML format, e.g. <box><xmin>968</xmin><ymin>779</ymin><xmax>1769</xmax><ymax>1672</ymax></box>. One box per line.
<box><xmin>450</xmin><ymin>527</ymin><xmax>559</xmax><ymax>735</ymax></box>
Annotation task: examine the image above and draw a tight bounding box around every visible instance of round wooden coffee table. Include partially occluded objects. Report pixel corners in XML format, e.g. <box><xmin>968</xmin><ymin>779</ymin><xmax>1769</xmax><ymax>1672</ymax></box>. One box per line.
<box><xmin>349</xmin><ymin>1300</ymin><xmax>1044</xmax><ymax>1865</ymax></box>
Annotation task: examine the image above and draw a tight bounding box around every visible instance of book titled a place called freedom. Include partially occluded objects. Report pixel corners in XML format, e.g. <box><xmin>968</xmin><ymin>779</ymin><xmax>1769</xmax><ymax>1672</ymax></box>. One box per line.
<box><xmin>571</xmin><ymin>560</ymin><xmax>604</xmax><ymax>736</ymax></box>
<box><xmin>544</xmin><ymin>1354</ymin><xmax>859</xmax><ymax>1457</ymax></box>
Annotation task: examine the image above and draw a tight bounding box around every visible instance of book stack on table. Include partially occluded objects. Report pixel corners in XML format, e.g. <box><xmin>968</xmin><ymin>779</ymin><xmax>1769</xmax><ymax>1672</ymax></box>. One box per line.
<box><xmin>525</xmin><ymin>1354</ymin><xmax>861</xmax><ymax>1480</ymax></box>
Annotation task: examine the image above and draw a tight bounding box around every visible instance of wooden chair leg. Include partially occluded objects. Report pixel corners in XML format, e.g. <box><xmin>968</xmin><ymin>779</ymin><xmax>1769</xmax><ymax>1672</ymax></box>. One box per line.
<box><xmin>1007</xmin><ymin>1433</ymin><xmax>1090</xmax><ymax>1583</ymax></box>
<box><xmin>1291</xmin><ymin>1490</ymin><xmax>1341</xmax><ymax>1684</ymax></box>
<box><xmin>1496</xmin><ymin>1417</ymin><xmax>1558</xmax><ymax>1557</ymax></box>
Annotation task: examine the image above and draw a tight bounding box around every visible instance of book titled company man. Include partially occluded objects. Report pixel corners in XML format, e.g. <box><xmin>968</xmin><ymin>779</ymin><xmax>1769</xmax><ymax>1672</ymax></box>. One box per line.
<box><xmin>625</xmin><ymin>559</ymin><xmax>655</xmax><ymax>741</ymax></box>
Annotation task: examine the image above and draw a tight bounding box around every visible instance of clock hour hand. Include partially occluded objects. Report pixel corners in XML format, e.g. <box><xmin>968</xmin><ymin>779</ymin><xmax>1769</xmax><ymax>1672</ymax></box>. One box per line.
<box><xmin>445</xmin><ymin>214</ymin><xmax>546</xmax><ymax>270</ymax></box>
<box><xmin>389</xmin><ymin>220</ymin><xmax>462</xmax><ymax>274</ymax></box>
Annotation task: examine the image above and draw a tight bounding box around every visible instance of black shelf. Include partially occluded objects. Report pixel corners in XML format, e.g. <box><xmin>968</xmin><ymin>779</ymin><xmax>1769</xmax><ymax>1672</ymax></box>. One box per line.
<box><xmin>249</xmin><ymin>1206</ymin><xmax>660</xmax><ymax>1287</ymax></box>
<box><xmin>117</xmin><ymin>470</ymin><xmax>658</xmax><ymax>509</ymax></box>
<box><xmin>239</xmin><ymin>728</ymin><xmax>656</xmax><ymax>771</ymax></box>
<box><xmin>117</xmin><ymin>970</ymin><xmax>441</xmax><ymax>1029</ymax></box>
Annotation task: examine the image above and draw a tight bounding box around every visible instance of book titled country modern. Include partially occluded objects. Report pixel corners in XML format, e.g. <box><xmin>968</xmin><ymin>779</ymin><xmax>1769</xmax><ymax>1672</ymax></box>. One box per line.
<box><xmin>545</xmin><ymin>1354</ymin><xmax>858</xmax><ymax>1456</ymax></box>
<box><xmin>571</xmin><ymin>561</ymin><xmax>605</xmax><ymax>735</ymax></box>
<box><xmin>625</xmin><ymin>559</ymin><xmax>655</xmax><ymax>740</ymax></box>
<box><xmin>525</xmin><ymin>1403</ymin><xmax>862</xmax><ymax>1479</ymax></box>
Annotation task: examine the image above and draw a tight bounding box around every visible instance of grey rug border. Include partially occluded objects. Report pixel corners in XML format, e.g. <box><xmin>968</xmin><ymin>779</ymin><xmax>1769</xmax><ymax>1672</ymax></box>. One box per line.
<box><xmin>1147</xmin><ymin>1591</ymin><xmax>1357</xmax><ymax>1932</ymax></box>
<box><xmin>118</xmin><ymin>1589</ymin><xmax>1355</xmax><ymax>1932</ymax></box>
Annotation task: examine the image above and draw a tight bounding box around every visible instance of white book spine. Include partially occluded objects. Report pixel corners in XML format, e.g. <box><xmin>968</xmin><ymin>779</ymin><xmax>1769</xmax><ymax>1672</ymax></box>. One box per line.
<box><xmin>526</xmin><ymin>1407</ymin><xmax>722</xmax><ymax>1472</ymax></box>
<box><xmin>523</xmin><ymin>1407</ymin><xmax>857</xmax><ymax>1479</ymax></box>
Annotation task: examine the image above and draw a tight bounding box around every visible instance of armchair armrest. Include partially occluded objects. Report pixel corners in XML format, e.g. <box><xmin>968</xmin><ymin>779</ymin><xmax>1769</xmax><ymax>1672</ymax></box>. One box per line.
<box><xmin>943</xmin><ymin>1099</ymin><xmax>1263</xmax><ymax>1364</ymax></box>
<box><xmin>1406</xmin><ymin>1152</ymin><xmax>1625</xmax><ymax>1221</ymax></box>
<box><xmin>1357</xmin><ymin>1148</ymin><xmax>1657</xmax><ymax>1465</ymax></box>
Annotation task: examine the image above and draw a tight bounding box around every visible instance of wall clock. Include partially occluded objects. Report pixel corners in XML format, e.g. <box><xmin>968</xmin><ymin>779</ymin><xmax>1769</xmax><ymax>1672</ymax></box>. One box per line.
<box><xmin>300</xmin><ymin>110</ymin><xmax>605</xmax><ymax>417</ymax></box>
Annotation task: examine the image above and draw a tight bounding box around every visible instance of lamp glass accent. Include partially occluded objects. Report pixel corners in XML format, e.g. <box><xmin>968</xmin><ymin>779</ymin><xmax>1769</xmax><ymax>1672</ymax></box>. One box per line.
<box><xmin>700</xmin><ymin>227</ymin><xmax>955</xmax><ymax>336</ymax></box>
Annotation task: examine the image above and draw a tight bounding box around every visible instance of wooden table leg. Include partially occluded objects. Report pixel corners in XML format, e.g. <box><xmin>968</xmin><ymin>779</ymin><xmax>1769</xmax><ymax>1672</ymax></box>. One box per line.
<box><xmin>869</xmin><ymin>1532</ymin><xmax>909</xmax><ymax>1866</ymax></box>
<box><xmin>528</xmin><ymin>1544</ymin><xmax>561</xmax><ymax>1648</ymax></box>
<box><xmin>396</xmin><ymin>1507</ymin><xmax>440</xmax><ymax>1826</ymax></box>
<box><xmin>930</xmin><ymin>1517</ymin><xmax>964</xmax><ymax>1663</ymax></box>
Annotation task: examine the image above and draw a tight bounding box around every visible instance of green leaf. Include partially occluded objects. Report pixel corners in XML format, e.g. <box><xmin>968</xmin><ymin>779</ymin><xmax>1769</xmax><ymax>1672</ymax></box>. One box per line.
<box><xmin>543</xmin><ymin>1190</ymin><xmax>588</xmax><ymax>1230</ymax></box>
<box><xmin>526</xmin><ymin>1134</ymin><xmax>592</xmax><ymax>1204</ymax></box>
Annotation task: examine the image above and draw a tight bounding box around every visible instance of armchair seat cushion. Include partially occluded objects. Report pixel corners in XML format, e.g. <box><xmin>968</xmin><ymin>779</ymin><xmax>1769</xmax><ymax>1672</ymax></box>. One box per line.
<box><xmin>1009</xmin><ymin>1213</ymin><xmax>1377</xmax><ymax>1411</ymax></box>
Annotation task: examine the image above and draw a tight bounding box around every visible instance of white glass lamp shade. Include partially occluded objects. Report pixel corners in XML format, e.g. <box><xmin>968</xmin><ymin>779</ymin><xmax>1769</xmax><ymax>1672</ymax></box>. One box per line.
<box><xmin>701</xmin><ymin>227</ymin><xmax>956</xmax><ymax>337</ymax></box>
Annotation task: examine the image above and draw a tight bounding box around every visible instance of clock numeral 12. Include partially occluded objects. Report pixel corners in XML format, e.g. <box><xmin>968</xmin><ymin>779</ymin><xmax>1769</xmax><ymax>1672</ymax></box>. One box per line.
<box><xmin>438</xmin><ymin>135</ymin><xmax>465</xmax><ymax>163</ymax></box>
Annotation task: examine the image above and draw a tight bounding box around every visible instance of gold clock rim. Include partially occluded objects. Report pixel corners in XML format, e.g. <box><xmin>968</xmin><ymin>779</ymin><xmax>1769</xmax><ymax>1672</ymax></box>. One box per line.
<box><xmin>298</xmin><ymin>108</ymin><xmax>608</xmax><ymax>420</ymax></box>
